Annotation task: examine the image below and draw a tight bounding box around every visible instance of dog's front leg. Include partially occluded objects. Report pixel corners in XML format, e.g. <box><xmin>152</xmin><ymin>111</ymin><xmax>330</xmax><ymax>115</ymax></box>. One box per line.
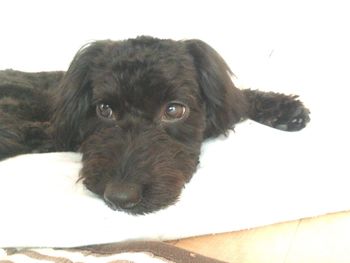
<box><xmin>242</xmin><ymin>89</ymin><xmax>310</xmax><ymax>131</ymax></box>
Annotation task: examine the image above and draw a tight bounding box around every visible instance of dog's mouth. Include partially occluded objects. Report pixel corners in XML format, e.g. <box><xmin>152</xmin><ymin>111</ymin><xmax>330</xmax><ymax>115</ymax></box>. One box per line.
<box><xmin>103</xmin><ymin>193</ymin><xmax>142</xmax><ymax>212</ymax></box>
<box><xmin>81</xmin><ymin>170</ymin><xmax>187</xmax><ymax>215</ymax></box>
<box><xmin>102</xmin><ymin>195</ymin><xmax>178</xmax><ymax>215</ymax></box>
<box><xmin>103</xmin><ymin>199</ymin><xmax>151</xmax><ymax>215</ymax></box>
<box><xmin>101</xmin><ymin>182</ymin><xmax>182</xmax><ymax>215</ymax></box>
<box><xmin>102</xmin><ymin>182</ymin><xmax>143</xmax><ymax>213</ymax></box>
<box><xmin>104</xmin><ymin>198</ymin><xmax>139</xmax><ymax>212</ymax></box>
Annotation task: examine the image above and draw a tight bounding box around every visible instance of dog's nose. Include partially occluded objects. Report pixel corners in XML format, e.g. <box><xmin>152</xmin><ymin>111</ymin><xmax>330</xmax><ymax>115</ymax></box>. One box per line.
<box><xmin>103</xmin><ymin>182</ymin><xmax>142</xmax><ymax>210</ymax></box>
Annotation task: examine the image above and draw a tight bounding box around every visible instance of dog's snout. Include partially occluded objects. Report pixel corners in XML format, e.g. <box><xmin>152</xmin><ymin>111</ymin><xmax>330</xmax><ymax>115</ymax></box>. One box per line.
<box><xmin>103</xmin><ymin>182</ymin><xmax>142</xmax><ymax>210</ymax></box>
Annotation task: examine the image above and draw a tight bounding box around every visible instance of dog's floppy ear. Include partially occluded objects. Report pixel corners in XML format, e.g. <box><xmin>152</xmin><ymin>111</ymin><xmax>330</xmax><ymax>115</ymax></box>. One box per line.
<box><xmin>185</xmin><ymin>39</ymin><xmax>248</xmax><ymax>138</ymax></box>
<box><xmin>51</xmin><ymin>41</ymin><xmax>107</xmax><ymax>150</ymax></box>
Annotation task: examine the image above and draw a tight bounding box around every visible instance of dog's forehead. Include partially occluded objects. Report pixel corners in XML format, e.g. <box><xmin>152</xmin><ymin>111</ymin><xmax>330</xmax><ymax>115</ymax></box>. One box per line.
<box><xmin>91</xmin><ymin>39</ymin><xmax>199</xmax><ymax>110</ymax></box>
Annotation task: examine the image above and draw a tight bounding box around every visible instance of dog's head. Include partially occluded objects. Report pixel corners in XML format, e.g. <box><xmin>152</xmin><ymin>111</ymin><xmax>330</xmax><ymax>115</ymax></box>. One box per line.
<box><xmin>51</xmin><ymin>36</ymin><xmax>247</xmax><ymax>214</ymax></box>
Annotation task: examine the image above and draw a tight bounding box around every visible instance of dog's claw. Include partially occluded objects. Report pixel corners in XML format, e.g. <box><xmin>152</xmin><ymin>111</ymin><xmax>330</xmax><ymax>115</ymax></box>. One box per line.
<box><xmin>275</xmin><ymin>124</ymin><xmax>288</xmax><ymax>131</ymax></box>
<box><xmin>282</xmin><ymin>106</ymin><xmax>310</xmax><ymax>131</ymax></box>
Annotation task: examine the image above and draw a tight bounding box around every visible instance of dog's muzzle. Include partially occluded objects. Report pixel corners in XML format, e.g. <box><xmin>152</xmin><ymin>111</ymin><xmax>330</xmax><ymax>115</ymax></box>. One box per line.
<box><xmin>103</xmin><ymin>182</ymin><xmax>142</xmax><ymax>211</ymax></box>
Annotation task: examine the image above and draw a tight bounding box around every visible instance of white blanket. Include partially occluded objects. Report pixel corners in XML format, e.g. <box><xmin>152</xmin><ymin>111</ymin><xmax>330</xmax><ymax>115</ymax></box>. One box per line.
<box><xmin>0</xmin><ymin>118</ymin><xmax>349</xmax><ymax>248</ymax></box>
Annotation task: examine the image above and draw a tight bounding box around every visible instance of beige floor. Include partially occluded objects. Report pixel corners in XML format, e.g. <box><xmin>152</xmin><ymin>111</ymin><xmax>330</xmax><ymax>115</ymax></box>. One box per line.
<box><xmin>170</xmin><ymin>211</ymin><xmax>350</xmax><ymax>263</ymax></box>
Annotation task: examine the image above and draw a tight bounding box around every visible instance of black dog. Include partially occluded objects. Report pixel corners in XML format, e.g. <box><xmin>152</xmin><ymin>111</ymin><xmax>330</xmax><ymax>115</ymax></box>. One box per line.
<box><xmin>0</xmin><ymin>36</ymin><xmax>310</xmax><ymax>214</ymax></box>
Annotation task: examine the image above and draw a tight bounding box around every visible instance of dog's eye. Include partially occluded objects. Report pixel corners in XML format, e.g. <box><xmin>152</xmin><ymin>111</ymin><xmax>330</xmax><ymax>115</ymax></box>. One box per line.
<box><xmin>162</xmin><ymin>102</ymin><xmax>188</xmax><ymax>122</ymax></box>
<box><xmin>96</xmin><ymin>103</ymin><xmax>114</xmax><ymax>119</ymax></box>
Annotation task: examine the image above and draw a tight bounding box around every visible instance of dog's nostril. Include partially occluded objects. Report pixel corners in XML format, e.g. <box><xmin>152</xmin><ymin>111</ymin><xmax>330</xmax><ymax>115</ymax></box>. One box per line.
<box><xmin>103</xmin><ymin>183</ymin><xmax>142</xmax><ymax>210</ymax></box>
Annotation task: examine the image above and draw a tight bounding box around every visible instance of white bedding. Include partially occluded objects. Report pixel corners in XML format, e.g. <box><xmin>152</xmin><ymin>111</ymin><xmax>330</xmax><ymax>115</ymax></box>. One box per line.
<box><xmin>1</xmin><ymin>118</ymin><xmax>349</xmax><ymax>248</ymax></box>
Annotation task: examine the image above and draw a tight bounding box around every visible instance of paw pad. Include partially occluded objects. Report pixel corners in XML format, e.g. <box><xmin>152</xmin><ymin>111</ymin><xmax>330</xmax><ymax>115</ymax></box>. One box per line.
<box><xmin>273</xmin><ymin>98</ymin><xmax>310</xmax><ymax>131</ymax></box>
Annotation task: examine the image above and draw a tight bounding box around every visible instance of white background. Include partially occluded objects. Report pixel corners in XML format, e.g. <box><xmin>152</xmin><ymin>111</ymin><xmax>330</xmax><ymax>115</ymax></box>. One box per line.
<box><xmin>1</xmin><ymin>0</ymin><xmax>349</xmax><ymax>120</ymax></box>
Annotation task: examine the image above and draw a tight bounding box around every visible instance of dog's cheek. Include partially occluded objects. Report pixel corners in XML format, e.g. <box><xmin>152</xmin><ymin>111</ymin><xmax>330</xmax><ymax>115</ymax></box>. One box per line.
<box><xmin>142</xmin><ymin>172</ymin><xmax>185</xmax><ymax>211</ymax></box>
<box><xmin>79</xmin><ymin>133</ymin><xmax>121</xmax><ymax>196</ymax></box>
<box><xmin>80</xmin><ymin>163</ymin><xmax>102</xmax><ymax>191</ymax></box>
<box><xmin>80</xmin><ymin>159</ymin><xmax>112</xmax><ymax>196</ymax></box>
<box><xmin>164</xmin><ymin>119</ymin><xmax>205</xmax><ymax>145</ymax></box>
<box><xmin>81</xmin><ymin>175</ymin><xmax>104</xmax><ymax>196</ymax></box>
<box><xmin>142</xmin><ymin>151</ymin><xmax>199</xmax><ymax>211</ymax></box>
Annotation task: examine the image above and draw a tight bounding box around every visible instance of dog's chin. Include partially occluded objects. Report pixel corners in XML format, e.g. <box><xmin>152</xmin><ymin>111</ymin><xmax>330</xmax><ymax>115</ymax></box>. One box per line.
<box><xmin>100</xmin><ymin>190</ymin><xmax>181</xmax><ymax>215</ymax></box>
<box><xmin>82</xmin><ymin>179</ymin><xmax>184</xmax><ymax>215</ymax></box>
<box><xmin>103</xmin><ymin>197</ymin><xmax>179</xmax><ymax>215</ymax></box>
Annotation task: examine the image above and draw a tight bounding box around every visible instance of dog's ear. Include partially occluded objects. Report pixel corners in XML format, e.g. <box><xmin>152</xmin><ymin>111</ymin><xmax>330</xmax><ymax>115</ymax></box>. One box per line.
<box><xmin>51</xmin><ymin>41</ymin><xmax>107</xmax><ymax>149</ymax></box>
<box><xmin>184</xmin><ymin>39</ymin><xmax>248</xmax><ymax>138</ymax></box>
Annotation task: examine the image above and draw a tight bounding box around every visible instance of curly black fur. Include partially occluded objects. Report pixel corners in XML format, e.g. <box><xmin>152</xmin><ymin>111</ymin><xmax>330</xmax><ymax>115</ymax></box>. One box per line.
<box><xmin>0</xmin><ymin>36</ymin><xmax>310</xmax><ymax>214</ymax></box>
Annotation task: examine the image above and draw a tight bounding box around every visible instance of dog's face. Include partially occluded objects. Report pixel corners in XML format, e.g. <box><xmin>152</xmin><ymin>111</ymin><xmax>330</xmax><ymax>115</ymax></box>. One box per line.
<box><xmin>51</xmin><ymin>37</ymin><xmax>247</xmax><ymax>214</ymax></box>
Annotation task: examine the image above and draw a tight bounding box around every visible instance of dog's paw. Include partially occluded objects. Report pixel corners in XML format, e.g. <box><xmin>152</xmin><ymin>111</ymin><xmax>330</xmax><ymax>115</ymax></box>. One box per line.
<box><xmin>253</xmin><ymin>93</ymin><xmax>311</xmax><ymax>132</ymax></box>
<box><xmin>273</xmin><ymin>97</ymin><xmax>310</xmax><ymax>131</ymax></box>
